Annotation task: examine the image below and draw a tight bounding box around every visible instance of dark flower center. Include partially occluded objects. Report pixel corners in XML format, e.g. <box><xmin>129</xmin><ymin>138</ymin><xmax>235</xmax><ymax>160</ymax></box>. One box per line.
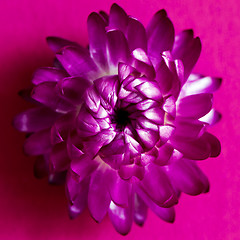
<box><xmin>112</xmin><ymin>108</ymin><xmax>130</xmax><ymax>130</ymax></box>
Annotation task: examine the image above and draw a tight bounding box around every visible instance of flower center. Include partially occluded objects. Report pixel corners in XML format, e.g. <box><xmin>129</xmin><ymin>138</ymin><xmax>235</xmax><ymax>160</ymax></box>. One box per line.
<box><xmin>112</xmin><ymin>108</ymin><xmax>130</xmax><ymax>130</ymax></box>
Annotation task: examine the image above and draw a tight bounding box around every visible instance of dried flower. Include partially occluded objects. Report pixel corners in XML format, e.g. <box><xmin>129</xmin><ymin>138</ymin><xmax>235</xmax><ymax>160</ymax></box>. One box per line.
<box><xmin>14</xmin><ymin>3</ymin><xmax>221</xmax><ymax>235</ymax></box>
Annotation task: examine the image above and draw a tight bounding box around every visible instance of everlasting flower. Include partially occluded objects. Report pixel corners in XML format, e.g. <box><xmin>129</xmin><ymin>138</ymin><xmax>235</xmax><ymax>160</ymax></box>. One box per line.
<box><xmin>14</xmin><ymin>4</ymin><xmax>221</xmax><ymax>235</ymax></box>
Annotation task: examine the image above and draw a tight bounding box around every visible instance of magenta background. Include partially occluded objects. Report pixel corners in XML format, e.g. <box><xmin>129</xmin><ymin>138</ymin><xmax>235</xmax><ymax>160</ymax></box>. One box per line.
<box><xmin>1</xmin><ymin>0</ymin><xmax>240</xmax><ymax>239</ymax></box>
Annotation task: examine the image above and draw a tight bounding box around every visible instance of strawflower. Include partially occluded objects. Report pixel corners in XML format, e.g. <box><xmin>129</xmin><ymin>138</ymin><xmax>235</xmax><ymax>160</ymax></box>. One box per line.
<box><xmin>14</xmin><ymin>3</ymin><xmax>221</xmax><ymax>235</ymax></box>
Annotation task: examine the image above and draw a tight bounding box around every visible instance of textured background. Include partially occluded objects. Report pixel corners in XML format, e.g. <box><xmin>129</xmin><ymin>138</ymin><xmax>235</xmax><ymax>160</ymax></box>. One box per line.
<box><xmin>1</xmin><ymin>0</ymin><xmax>240</xmax><ymax>239</ymax></box>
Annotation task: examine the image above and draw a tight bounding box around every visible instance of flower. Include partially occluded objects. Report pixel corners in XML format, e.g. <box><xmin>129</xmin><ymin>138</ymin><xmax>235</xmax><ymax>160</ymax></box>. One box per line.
<box><xmin>13</xmin><ymin>3</ymin><xmax>221</xmax><ymax>235</ymax></box>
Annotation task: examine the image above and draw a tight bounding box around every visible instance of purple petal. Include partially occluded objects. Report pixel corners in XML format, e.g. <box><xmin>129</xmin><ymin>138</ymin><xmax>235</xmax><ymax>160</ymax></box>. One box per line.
<box><xmin>57</xmin><ymin>77</ymin><xmax>91</xmax><ymax>105</ymax></box>
<box><xmin>202</xmin><ymin>132</ymin><xmax>221</xmax><ymax>157</ymax></box>
<box><xmin>170</xmin><ymin>135</ymin><xmax>211</xmax><ymax>160</ymax></box>
<box><xmin>133</xmin><ymin>193</ymin><xmax>148</xmax><ymax>226</ymax></box>
<box><xmin>173</xmin><ymin>119</ymin><xmax>204</xmax><ymax>140</ymax></box>
<box><xmin>94</xmin><ymin>75</ymin><xmax>119</xmax><ymax>109</ymax></box>
<box><xmin>46</xmin><ymin>36</ymin><xmax>80</xmax><ymax>53</ymax></box>
<box><xmin>199</xmin><ymin>109</ymin><xmax>222</xmax><ymax>125</ymax></box>
<box><xmin>155</xmin><ymin>143</ymin><xmax>174</xmax><ymax>165</ymax></box>
<box><xmin>107</xmin><ymin>30</ymin><xmax>130</xmax><ymax>68</ymax></box>
<box><xmin>56</xmin><ymin>46</ymin><xmax>99</xmax><ymax>80</ymax></box>
<box><xmin>84</xmin><ymin>87</ymin><xmax>101</xmax><ymax>113</ymax></box>
<box><xmin>172</xmin><ymin>30</ymin><xmax>201</xmax><ymax>80</ymax></box>
<box><xmin>118</xmin><ymin>63</ymin><xmax>138</xmax><ymax>82</ymax></box>
<box><xmin>165</xmin><ymin>158</ymin><xmax>209</xmax><ymax>195</ymax></box>
<box><xmin>155</xmin><ymin>59</ymin><xmax>174</xmax><ymax>96</ymax></box>
<box><xmin>66</xmin><ymin>173</ymin><xmax>89</xmax><ymax>219</ymax></box>
<box><xmin>135</xmin><ymin>185</ymin><xmax>176</xmax><ymax>222</ymax></box>
<box><xmin>31</xmin><ymin>82</ymin><xmax>75</xmax><ymax>113</ymax></box>
<box><xmin>24</xmin><ymin>129</ymin><xmax>51</xmax><ymax>155</ymax></box>
<box><xmin>131</xmin><ymin>48</ymin><xmax>156</xmax><ymax>79</ymax></box>
<box><xmin>182</xmin><ymin>76</ymin><xmax>222</xmax><ymax>96</ymax></box>
<box><xmin>48</xmin><ymin>171</ymin><xmax>67</xmax><ymax>185</ymax></box>
<box><xmin>106</xmin><ymin>169</ymin><xmax>130</xmax><ymax>207</ymax></box>
<box><xmin>109</xmin><ymin>3</ymin><xmax>128</xmax><ymax>33</ymax></box>
<box><xmin>118</xmin><ymin>164</ymin><xmax>145</xmax><ymax>180</ymax></box>
<box><xmin>70</xmin><ymin>155</ymin><xmax>99</xmax><ymax>182</ymax></box>
<box><xmin>108</xmin><ymin>201</ymin><xmax>133</xmax><ymax>235</ymax></box>
<box><xmin>159</xmin><ymin>125</ymin><xmax>175</xmax><ymax>145</ymax></box>
<box><xmin>87</xmin><ymin>12</ymin><xmax>108</xmax><ymax>71</ymax></box>
<box><xmin>99</xmin><ymin>10</ymin><xmax>109</xmax><ymax>24</ymax></box>
<box><xmin>88</xmin><ymin>168</ymin><xmax>111</xmax><ymax>222</ymax></box>
<box><xmin>176</xmin><ymin>93</ymin><xmax>213</xmax><ymax>119</ymax></box>
<box><xmin>126</xmin><ymin>17</ymin><xmax>147</xmax><ymax>52</ymax></box>
<box><xmin>142</xmin><ymin>107</ymin><xmax>165</xmax><ymax>125</ymax></box>
<box><xmin>136</xmin><ymin>128</ymin><xmax>159</xmax><ymax>150</ymax></box>
<box><xmin>147</xmin><ymin>10</ymin><xmax>175</xmax><ymax>63</ymax></box>
<box><xmin>32</xmin><ymin>67</ymin><xmax>68</xmax><ymax>85</ymax></box>
<box><xmin>139</xmin><ymin>163</ymin><xmax>178</xmax><ymax>207</ymax></box>
<box><xmin>50</xmin><ymin>142</ymin><xmax>71</xmax><ymax>172</ymax></box>
<box><xmin>13</xmin><ymin>107</ymin><xmax>62</xmax><ymax>132</ymax></box>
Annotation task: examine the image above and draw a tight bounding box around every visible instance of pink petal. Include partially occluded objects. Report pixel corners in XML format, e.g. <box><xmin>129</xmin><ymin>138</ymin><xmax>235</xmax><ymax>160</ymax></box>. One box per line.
<box><xmin>88</xmin><ymin>168</ymin><xmax>111</xmax><ymax>222</ymax></box>
<box><xmin>176</xmin><ymin>93</ymin><xmax>213</xmax><ymax>119</ymax></box>
<box><xmin>172</xmin><ymin>30</ymin><xmax>201</xmax><ymax>80</ymax></box>
<box><xmin>13</xmin><ymin>107</ymin><xmax>62</xmax><ymax>132</ymax></box>
<box><xmin>32</xmin><ymin>67</ymin><xmax>68</xmax><ymax>85</ymax></box>
<box><xmin>24</xmin><ymin>129</ymin><xmax>51</xmax><ymax>155</ymax></box>
<box><xmin>165</xmin><ymin>158</ymin><xmax>209</xmax><ymax>195</ymax></box>
<box><xmin>199</xmin><ymin>109</ymin><xmax>222</xmax><ymax>125</ymax></box>
<box><xmin>139</xmin><ymin>163</ymin><xmax>178</xmax><ymax>207</ymax></box>
<box><xmin>108</xmin><ymin>201</ymin><xmax>133</xmax><ymax>236</ymax></box>
<box><xmin>126</xmin><ymin>17</ymin><xmax>147</xmax><ymax>52</ymax></box>
<box><xmin>57</xmin><ymin>77</ymin><xmax>91</xmax><ymax>105</ymax></box>
<box><xmin>87</xmin><ymin>12</ymin><xmax>108</xmax><ymax>71</ymax></box>
<box><xmin>107</xmin><ymin>30</ymin><xmax>130</xmax><ymax>67</ymax></box>
<box><xmin>46</xmin><ymin>36</ymin><xmax>80</xmax><ymax>53</ymax></box>
<box><xmin>56</xmin><ymin>46</ymin><xmax>99</xmax><ymax>80</ymax></box>
<box><xmin>133</xmin><ymin>194</ymin><xmax>148</xmax><ymax>226</ymax></box>
<box><xmin>31</xmin><ymin>82</ymin><xmax>75</xmax><ymax>113</ymax></box>
<box><xmin>147</xmin><ymin>10</ymin><xmax>175</xmax><ymax>63</ymax></box>
<box><xmin>109</xmin><ymin>3</ymin><xmax>128</xmax><ymax>33</ymax></box>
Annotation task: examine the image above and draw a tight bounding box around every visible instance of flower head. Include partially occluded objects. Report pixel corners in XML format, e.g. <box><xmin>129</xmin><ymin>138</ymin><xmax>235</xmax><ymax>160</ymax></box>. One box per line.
<box><xmin>14</xmin><ymin>3</ymin><xmax>221</xmax><ymax>235</ymax></box>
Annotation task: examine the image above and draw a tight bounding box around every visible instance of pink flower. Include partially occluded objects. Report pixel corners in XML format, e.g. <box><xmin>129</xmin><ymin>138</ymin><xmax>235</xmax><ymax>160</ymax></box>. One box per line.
<box><xmin>14</xmin><ymin>3</ymin><xmax>221</xmax><ymax>235</ymax></box>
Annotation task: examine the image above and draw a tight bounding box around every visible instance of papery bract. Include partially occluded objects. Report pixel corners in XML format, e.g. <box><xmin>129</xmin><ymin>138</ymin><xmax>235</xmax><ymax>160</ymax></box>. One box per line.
<box><xmin>14</xmin><ymin>3</ymin><xmax>221</xmax><ymax>235</ymax></box>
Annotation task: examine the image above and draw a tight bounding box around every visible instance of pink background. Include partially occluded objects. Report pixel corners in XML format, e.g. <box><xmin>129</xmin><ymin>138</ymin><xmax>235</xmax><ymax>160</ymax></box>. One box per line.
<box><xmin>1</xmin><ymin>0</ymin><xmax>240</xmax><ymax>239</ymax></box>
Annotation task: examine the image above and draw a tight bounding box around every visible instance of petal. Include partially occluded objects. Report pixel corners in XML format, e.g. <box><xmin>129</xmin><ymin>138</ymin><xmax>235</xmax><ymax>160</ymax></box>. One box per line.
<box><xmin>31</xmin><ymin>82</ymin><xmax>75</xmax><ymax>113</ymax></box>
<box><xmin>176</xmin><ymin>93</ymin><xmax>213</xmax><ymax>119</ymax></box>
<box><xmin>181</xmin><ymin>76</ymin><xmax>222</xmax><ymax>96</ymax></box>
<box><xmin>66</xmin><ymin>174</ymin><xmax>89</xmax><ymax>219</ymax></box>
<box><xmin>139</xmin><ymin>163</ymin><xmax>178</xmax><ymax>207</ymax></box>
<box><xmin>24</xmin><ymin>129</ymin><xmax>51</xmax><ymax>155</ymax></box>
<box><xmin>133</xmin><ymin>194</ymin><xmax>148</xmax><ymax>226</ymax></box>
<box><xmin>136</xmin><ymin>128</ymin><xmax>159</xmax><ymax>150</ymax></box>
<box><xmin>199</xmin><ymin>109</ymin><xmax>222</xmax><ymax>125</ymax></box>
<box><xmin>155</xmin><ymin>59</ymin><xmax>174</xmax><ymax>96</ymax></box>
<box><xmin>13</xmin><ymin>107</ymin><xmax>62</xmax><ymax>132</ymax></box>
<box><xmin>48</xmin><ymin>171</ymin><xmax>67</xmax><ymax>185</ymax></box>
<box><xmin>57</xmin><ymin>77</ymin><xmax>91</xmax><ymax>105</ymax></box>
<box><xmin>118</xmin><ymin>164</ymin><xmax>145</xmax><ymax>180</ymax></box>
<box><xmin>50</xmin><ymin>142</ymin><xmax>71</xmax><ymax>172</ymax></box>
<box><xmin>84</xmin><ymin>86</ymin><xmax>101</xmax><ymax>113</ymax></box>
<box><xmin>202</xmin><ymin>132</ymin><xmax>221</xmax><ymax>157</ymax></box>
<box><xmin>126</xmin><ymin>17</ymin><xmax>147</xmax><ymax>52</ymax></box>
<box><xmin>106</xmin><ymin>169</ymin><xmax>130</xmax><ymax>207</ymax></box>
<box><xmin>107</xmin><ymin>30</ymin><xmax>130</xmax><ymax>68</ymax></box>
<box><xmin>109</xmin><ymin>3</ymin><xmax>128</xmax><ymax>33</ymax></box>
<box><xmin>170</xmin><ymin>135</ymin><xmax>211</xmax><ymax>160</ymax></box>
<box><xmin>94</xmin><ymin>75</ymin><xmax>119</xmax><ymax>109</ymax></box>
<box><xmin>172</xmin><ymin>30</ymin><xmax>201</xmax><ymax>80</ymax></box>
<box><xmin>88</xmin><ymin>168</ymin><xmax>111</xmax><ymax>222</ymax></box>
<box><xmin>108</xmin><ymin>201</ymin><xmax>133</xmax><ymax>236</ymax></box>
<box><xmin>70</xmin><ymin>155</ymin><xmax>99</xmax><ymax>182</ymax></box>
<box><xmin>135</xmin><ymin>185</ymin><xmax>176</xmax><ymax>223</ymax></box>
<box><xmin>155</xmin><ymin>143</ymin><xmax>174</xmax><ymax>165</ymax></box>
<box><xmin>32</xmin><ymin>67</ymin><xmax>68</xmax><ymax>85</ymax></box>
<box><xmin>87</xmin><ymin>12</ymin><xmax>108</xmax><ymax>71</ymax></box>
<box><xmin>46</xmin><ymin>36</ymin><xmax>80</xmax><ymax>53</ymax></box>
<box><xmin>142</xmin><ymin>107</ymin><xmax>165</xmax><ymax>125</ymax></box>
<box><xmin>165</xmin><ymin>158</ymin><xmax>209</xmax><ymax>195</ymax></box>
<box><xmin>56</xmin><ymin>46</ymin><xmax>99</xmax><ymax>80</ymax></box>
<box><xmin>147</xmin><ymin>10</ymin><xmax>175</xmax><ymax>63</ymax></box>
